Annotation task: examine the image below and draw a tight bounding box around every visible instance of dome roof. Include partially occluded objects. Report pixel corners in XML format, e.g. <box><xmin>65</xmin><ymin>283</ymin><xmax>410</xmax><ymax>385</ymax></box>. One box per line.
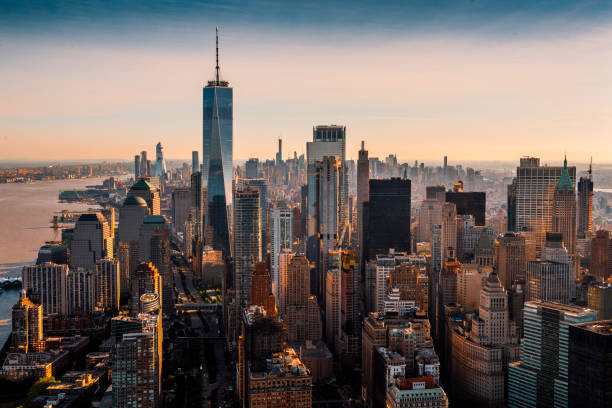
<box><xmin>123</xmin><ymin>196</ymin><xmax>147</xmax><ymax>206</ymax></box>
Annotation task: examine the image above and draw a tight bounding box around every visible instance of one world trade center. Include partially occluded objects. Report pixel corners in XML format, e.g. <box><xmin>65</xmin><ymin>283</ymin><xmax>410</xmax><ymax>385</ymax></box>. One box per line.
<box><xmin>203</xmin><ymin>27</ymin><xmax>232</xmax><ymax>257</ymax></box>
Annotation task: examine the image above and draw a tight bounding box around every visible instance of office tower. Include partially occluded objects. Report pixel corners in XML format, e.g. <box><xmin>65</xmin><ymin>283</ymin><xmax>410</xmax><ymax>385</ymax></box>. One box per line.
<box><xmin>441</xmin><ymin>202</ymin><xmax>456</xmax><ymax>262</ymax></box>
<box><xmin>363</xmin><ymin>178</ymin><xmax>412</xmax><ymax>261</ymax></box>
<box><xmin>426</xmin><ymin>185</ymin><xmax>446</xmax><ymax>201</ymax></box>
<box><xmin>234</xmin><ymin>185</ymin><xmax>262</xmax><ymax>308</ymax></box>
<box><xmin>270</xmin><ymin>208</ymin><xmax>293</xmax><ymax>301</ymax></box>
<box><xmin>134</xmin><ymin>154</ymin><xmax>141</xmax><ymax>178</ymax></box>
<box><xmin>276</xmin><ymin>138</ymin><xmax>283</xmax><ymax>164</ymax></box>
<box><xmin>285</xmin><ymin>255</ymin><xmax>322</xmax><ymax>343</ymax></box>
<box><xmin>146</xmin><ymin>159</ymin><xmax>152</xmax><ymax>178</ymax></box>
<box><xmin>245</xmin><ymin>158</ymin><xmax>259</xmax><ymax>178</ymax></box>
<box><xmin>417</xmin><ymin>199</ymin><xmax>442</xmax><ymax>244</ymax></box>
<box><xmin>456</xmin><ymin>264</ymin><xmax>482</xmax><ymax>312</ymax></box>
<box><xmin>70</xmin><ymin>213</ymin><xmax>113</xmax><ymax>271</ymax></box>
<box><xmin>357</xmin><ymin>140</ymin><xmax>370</xmax><ymax>265</ymax></box>
<box><xmin>154</xmin><ymin>142</ymin><xmax>167</xmax><ymax>177</ymax></box>
<box><xmin>192</xmin><ymin>150</ymin><xmax>199</xmax><ymax>174</ymax></box>
<box><xmin>118</xmin><ymin>196</ymin><xmax>150</xmax><ymax>299</ymax></box>
<box><xmin>474</xmin><ymin>228</ymin><xmax>495</xmax><ymax>267</ymax></box>
<box><xmin>150</xmin><ymin>230</ymin><xmax>173</xmax><ymax>317</ymax></box>
<box><xmin>325</xmin><ymin>251</ymin><xmax>342</xmax><ymax>351</ymax></box>
<box><xmin>277</xmin><ymin>249</ymin><xmax>295</xmax><ymax>315</ymax></box>
<box><xmin>508</xmin><ymin>156</ymin><xmax>576</xmax><ymax>256</ymax></box>
<box><xmin>237</xmin><ymin>177</ymin><xmax>268</xmax><ymax>251</ymax></box>
<box><xmin>138</xmin><ymin>215</ymin><xmax>168</xmax><ymax>262</ymax></box>
<box><xmin>508</xmin><ymin>301</ymin><xmax>597</xmax><ymax>408</ymax></box>
<box><xmin>112</xmin><ymin>313</ymin><xmax>162</xmax><ymax>408</ymax></box>
<box><xmin>388</xmin><ymin>263</ymin><xmax>429</xmax><ymax>314</ymax></box>
<box><xmin>130</xmin><ymin>263</ymin><xmax>162</xmax><ymax>315</ymax></box>
<box><xmin>189</xmin><ymin>171</ymin><xmax>203</xmax><ymax>246</ymax></box>
<box><xmin>577</xmin><ymin>161</ymin><xmax>593</xmax><ymax>236</ymax></box>
<box><xmin>250</xmin><ymin>262</ymin><xmax>276</xmax><ymax>315</ymax></box>
<box><xmin>11</xmin><ymin>291</ymin><xmax>43</xmax><ymax>353</ymax></box>
<box><xmin>36</xmin><ymin>242</ymin><xmax>68</xmax><ymax>265</ymax></box>
<box><xmin>246</xmin><ymin>348</ymin><xmax>312</xmax><ymax>408</ymax></box>
<box><xmin>568</xmin><ymin>320</ymin><xmax>612</xmax><ymax>408</ymax></box>
<box><xmin>374</xmin><ymin>253</ymin><xmax>395</xmax><ymax>313</ymax></box>
<box><xmin>526</xmin><ymin>233</ymin><xmax>574</xmax><ymax>304</ymax></box>
<box><xmin>22</xmin><ymin>263</ymin><xmax>69</xmax><ymax>316</ymax></box>
<box><xmin>67</xmin><ymin>267</ymin><xmax>96</xmax><ymax>315</ymax></box>
<box><xmin>203</xmin><ymin>29</ymin><xmax>232</xmax><ymax>258</ymax></box>
<box><xmin>431</xmin><ymin>223</ymin><xmax>443</xmax><ymax>277</ymax></box>
<box><xmin>552</xmin><ymin>156</ymin><xmax>576</xmax><ymax>255</ymax></box>
<box><xmin>386</xmin><ymin>376</ymin><xmax>449</xmax><ymax>408</ymax></box>
<box><xmin>140</xmin><ymin>150</ymin><xmax>148</xmax><ymax>177</ymax></box>
<box><xmin>315</xmin><ymin>156</ymin><xmax>341</xmax><ymax>301</ymax></box>
<box><xmin>507</xmin><ymin>179</ymin><xmax>517</xmax><ymax>232</ymax></box>
<box><xmin>128</xmin><ymin>179</ymin><xmax>161</xmax><ymax>215</ymax></box>
<box><xmin>95</xmin><ymin>258</ymin><xmax>120</xmax><ymax>313</ymax></box>
<box><xmin>590</xmin><ymin>230</ymin><xmax>612</xmax><ymax>281</ymax></box>
<box><xmin>495</xmin><ymin>232</ymin><xmax>526</xmax><ymax>290</ymax></box>
<box><xmin>587</xmin><ymin>284</ymin><xmax>612</xmax><ymax>319</ymax></box>
<box><xmin>306</xmin><ymin>125</ymin><xmax>346</xmax><ymax>239</ymax></box>
<box><xmin>443</xmin><ymin>155</ymin><xmax>448</xmax><ymax>174</ymax></box>
<box><xmin>171</xmin><ymin>188</ymin><xmax>191</xmax><ymax>238</ymax></box>
<box><xmin>451</xmin><ymin>272</ymin><xmax>519</xmax><ymax>406</ymax></box>
<box><xmin>445</xmin><ymin>191</ymin><xmax>486</xmax><ymax>226</ymax></box>
<box><xmin>338</xmin><ymin>251</ymin><xmax>360</xmax><ymax>363</ymax></box>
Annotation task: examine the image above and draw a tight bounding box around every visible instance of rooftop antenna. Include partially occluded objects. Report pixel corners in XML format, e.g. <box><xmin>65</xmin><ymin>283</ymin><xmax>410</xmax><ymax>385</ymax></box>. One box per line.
<box><xmin>589</xmin><ymin>156</ymin><xmax>592</xmax><ymax>178</ymax></box>
<box><xmin>215</xmin><ymin>26</ymin><xmax>220</xmax><ymax>82</ymax></box>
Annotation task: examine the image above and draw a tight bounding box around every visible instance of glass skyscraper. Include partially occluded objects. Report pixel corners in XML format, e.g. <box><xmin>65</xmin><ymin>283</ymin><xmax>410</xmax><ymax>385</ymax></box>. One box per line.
<box><xmin>203</xmin><ymin>29</ymin><xmax>232</xmax><ymax>256</ymax></box>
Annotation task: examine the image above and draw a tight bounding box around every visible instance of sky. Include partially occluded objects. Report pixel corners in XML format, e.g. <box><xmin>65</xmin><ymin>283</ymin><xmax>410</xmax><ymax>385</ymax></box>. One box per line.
<box><xmin>1</xmin><ymin>0</ymin><xmax>612</xmax><ymax>165</ymax></box>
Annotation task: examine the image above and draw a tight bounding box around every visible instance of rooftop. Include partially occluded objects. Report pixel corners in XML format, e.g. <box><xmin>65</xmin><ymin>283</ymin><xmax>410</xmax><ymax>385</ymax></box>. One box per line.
<box><xmin>572</xmin><ymin>320</ymin><xmax>612</xmax><ymax>335</ymax></box>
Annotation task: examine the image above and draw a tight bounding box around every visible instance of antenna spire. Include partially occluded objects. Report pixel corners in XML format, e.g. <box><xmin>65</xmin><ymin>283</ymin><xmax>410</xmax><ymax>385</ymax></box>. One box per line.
<box><xmin>589</xmin><ymin>156</ymin><xmax>592</xmax><ymax>178</ymax></box>
<box><xmin>215</xmin><ymin>26</ymin><xmax>220</xmax><ymax>82</ymax></box>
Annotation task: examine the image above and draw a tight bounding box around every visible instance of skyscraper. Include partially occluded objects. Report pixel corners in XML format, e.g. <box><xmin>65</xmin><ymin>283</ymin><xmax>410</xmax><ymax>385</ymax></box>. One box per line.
<box><xmin>508</xmin><ymin>301</ymin><xmax>597</xmax><ymax>408</ymax></box>
<box><xmin>203</xmin><ymin>28</ymin><xmax>232</xmax><ymax>257</ymax></box>
<box><xmin>357</xmin><ymin>140</ymin><xmax>370</xmax><ymax>267</ymax></box>
<box><xmin>445</xmin><ymin>191</ymin><xmax>486</xmax><ymax>226</ymax></box>
<box><xmin>22</xmin><ymin>263</ymin><xmax>69</xmax><ymax>316</ymax></box>
<box><xmin>134</xmin><ymin>154</ymin><xmax>141</xmax><ymax>178</ymax></box>
<box><xmin>495</xmin><ymin>232</ymin><xmax>526</xmax><ymax>290</ymax></box>
<box><xmin>441</xmin><ymin>202</ymin><xmax>456</xmax><ymax>262</ymax></box>
<box><xmin>192</xmin><ymin>150</ymin><xmax>199</xmax><ymax>175</ymax></box>
<box><xmin>577</xmin><ymin>161</ymin><xmax>593</xmax><ymax>237</ymax></box>
<box><xmin>270</xmin><ymin>208</ymin><xmax>293</xmax><ymax>301</ymax></box>
<box><xmin>508</xmin><ymin>156</ymin><xmax>576</xmax><ymax>256</ymax></box>
<box><xmin>552</xmin><ymin>156</ymin><xmax>576</xmax><ymax>255</ymax></box>
<box><xmin>233</xmin><ymin>185</ymin><xmax>262</xmax><ymax>308</ymax></box>
<box><xmin>95</xmin><ymin>258</ymin><xmax>120</xmax><ymax>313</ymax></box>
<box><xmin>150</xmin><ymin>229</ymin><xmax>173</xmax><ymax>318</ymax></box>
<box><xmin>140</xmin><ymin>150</ymin><xmax>148</xmax><ymax>177</ymax></box>
<box><xmin>526</xmin><ymin>233</ymin><xmax>574</xmax><ymax>304</ymax></box>
<box><xmin>128</xmin><ymin>179</ymin><xmax>161</xmax><ymax>215</ymax></box>
<box><xmin>11</xmin><ymin>291</ymin><xmax>43</xmax><ymax>353</ymax></box>
<box><xmin>154</xmin><ymin>142</ymin><xmax>167</xmax><ymax>178</ymax></box>
<box><xmin>276</xmin><ymin>138</ymin><xmax>282</xmax><ymax>164</ymax></box>
<box><xmin>71</xmin><ymin>213</ymin><xmax>113</xmax><ymax>271</ymax></box>
<box><xmin>590</xmin><ymin>230</ymin><xmax>612</xmax><ymax>281</ymax></box>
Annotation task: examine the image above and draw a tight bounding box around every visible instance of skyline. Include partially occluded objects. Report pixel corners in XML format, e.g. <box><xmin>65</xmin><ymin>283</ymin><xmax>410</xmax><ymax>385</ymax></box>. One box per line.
<box><xmin>1</xmin><ymin>1</ymin><xmax>612</xmax><ymax>162</ymax></box>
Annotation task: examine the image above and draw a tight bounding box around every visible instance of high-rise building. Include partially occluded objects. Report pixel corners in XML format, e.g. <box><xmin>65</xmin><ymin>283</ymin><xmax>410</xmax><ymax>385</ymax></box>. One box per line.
<box><xmin>357</xmin><ymin>140</ymin><xmax>370</xmax><ymax>267</ymax></box>
<box><xmin>150</xmin><ymin>229</ymin><xmax>173</xmax><ymax>317</ymax></box>
<box><xmin>276</xmin><ymin>138</ymin><xmax>283</xmax><ymax>164</ymax></box>
<box><xmin>95</xmin><ymin>258</ymin><xmax>120</xmax><ymax>313</ymax></box>
<box><xmin>245</xmin><ymin>158</ymin><xmax>259</xmax><ymax>178</ymax></box>
<box><xmin>508</xmin><ymin>301</ymin><xmax>597</xmax><ymax>408</ymax></box>
<box><xmin>568</xmin><ymin>320</ymin><xmax>612</xmax><ymax>408</ymax></box>
<box><xmin>508</xmin><ymin>156</ymin><xmax>576</xmax><ymax>256</ymax></box>
<box><xmin>306</xmin><ymin>125</ymin><xmax>346</xmax><ymax>240</ymax></box>
<box><xmin>237</xmin><ymin>177</ymin><xmax>268</xmax><ymax>253</ymax></box>
<box><xmin>270</xmin><ymin>208</ymin><xmax>293</xmax><ymax>302</ymax></box>
<box><xmin>495</xmin><ymin>232</ymin><xmax>526</xmax><ymax>290</ymax></box>
<box><xmin>234</xmin><ymin>185</ymin><xmax>262</xmax><ymax>308</ymax></box>
<box><xmin>154</xmin><ymin>142</ymin><xmax>167</xmax><ymax>178</ymax></box>
<box><xmin>526</xmin><ymin>232</ymin><xmax>574</xmax><ymax>304</ymax></box>
<box><xmin>190</xmin><ymin>172</ymin><xmax>203</xmax><ymax>244</ymax></box>
<box><xmin>112</xmin><ymin>313</ymin><xmax>162</xmax><ymax>408</ymax></box>
<box><xmin>417</xmin><ymin>199</ymin><xmax>442</xmax><ymax>244</ymax></box>
<box><xmin>128</xmin><ymin>179</ymin><xmax>161</xmax><ymax>215</ymax></box>
<box><xmin>325</xmin><ymin>251</ymin><xmax>342</xmax><ymax>351</ymax></box>
<box><xmin>134</xmin><ymin>154</ymin><xmax>141</xmax><ymax>178</ymax></box>
<box><xmin>590</xmin><ymin>230</ymin><xmax>612</xmax><ymax>281</ymax></box>
<box><xmin>22</xmin><ymin>263</ymin><xmax>69</xmax><ymax>316</ymax></box>
<box><xmin>138</xmin><ymin>215</ymin><xmax>169</xmax><ymax>263</ymax></box>
<box><xmin>363</xmin><ymin>178</ymin><xmax>412</xmax><ymax>262</ymax></box>
<box><xmin>118</xmin><ymin>196</ymin><xmax>150</xmax><ymax>299</ymax></box>
<box><xmin>587</xmin><ymin>284</ymin><xmax>612</xmax><ymax>320</ymax></box>
<box><xmin>250</xmin><ymin>262</ymin><xmax>276</xmax><ymax>316</ymax></box>
<box><xmin>192</xmin><ymin>150</ymin><xmax>199</xmax><ymax>175</ymax></box>
<box><xmin>552</xmin><ymin>156</ymin><xmax>576</xmax><ymax>255</ymax></box>
<box><xmin>70</xmin><ymin>213</ymin><xmax>113</xmax><ymax>271</ymax></box>
<box><xmin>171</xmin><ymin>188</ymin><xmax>191</xmax><ymax>238</ymax></box>
<box><xmin>445</xmin><ymin>191</ymin><xmax>486</xmax><ymax>226</ymax></box>
<box><xmin>577</xmin><ymin>161</ymin><xmax>593</xmax><ymax>237</ymax></box>
<box><xmin>140</xmin><ymin>150</ymin><xmax>148</xmax><ymax>177</ymax></box>
<box><xmin>130</xmin><ymin>263</ymin><xmax>162</xmax><ymax>315</ymax></box>
<box><xmin>441</xmin><ymin>202</ymin><xmax>456</xmax><ymax>262</ymax></box>
<box><xmin>203</xmin><ymin>28</ymin><xmax>233</xmax><ymax>258</ymax></box>
<box><xmin>284</xmin><ymin>255</ymin><xmax>322</xmax><ymax>343</ymax></box>
<box><xmin>11</xmin><ymin>291</ymin><xmax>43</xmax><ymax>353</ymax></box>
<box><xmin>67</xmin><ymin>267</ymin><xmax>96</xmax><ymax>315</ymax></box>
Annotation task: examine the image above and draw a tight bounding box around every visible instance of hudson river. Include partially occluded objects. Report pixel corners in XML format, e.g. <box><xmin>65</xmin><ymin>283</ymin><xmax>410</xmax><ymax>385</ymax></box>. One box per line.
<box><xmin>0</xmin><ymin>177</ymin><xmax>108</xmax><ymax>346</ymax></box>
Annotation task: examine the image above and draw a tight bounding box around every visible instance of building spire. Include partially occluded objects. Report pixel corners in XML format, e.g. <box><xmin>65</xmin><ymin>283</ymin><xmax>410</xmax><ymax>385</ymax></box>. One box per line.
<box><xmin>215</xmin><ymin>26</ymin><xmax>220</xmax><ymax>82</ymax></box>
<box><xmin>589</xmin><ymin>156</ymin><xmax>592</xmax><ymax>178</ymax></box>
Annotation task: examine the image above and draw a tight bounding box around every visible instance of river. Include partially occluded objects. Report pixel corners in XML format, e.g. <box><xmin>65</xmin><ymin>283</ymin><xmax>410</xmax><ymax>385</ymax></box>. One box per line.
<box><xmin>0</xmin><ymin>177</ymin><xmax>110</xmax><ymax>346</ymax></box>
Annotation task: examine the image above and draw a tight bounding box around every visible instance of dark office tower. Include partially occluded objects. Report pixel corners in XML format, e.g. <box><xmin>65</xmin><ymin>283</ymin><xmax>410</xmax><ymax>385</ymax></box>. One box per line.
<box><xmin>495</xmin><ymin>232</ymin><xmax>526</xmax><ymax>290</ymax></box>
<box><xmin>190</xmin><ymin>172</ymin><xmax>203</xmax><ymax>243</ymax></box>
<box><xmin>568</xmin><ymin>320</ymin><xmax>612</xmax><ymax>408</ymax></box>
<box><xmin>134</xmin><ymin>154</ymin><xmax>141</xmax><ymax>178</ymax></box>
<box><xmin>363</xmin><ymin>178</ymin><xmax>411</xmax><ymax>261</ymax></box>
<box><xmin>577</xmin><ymin>160</ymin><xmax>593</xmax><ymax>236</ymax></box>
<box><xmin>140</xmin><ymin>151</ymin><xmax>148</xmax><ymax>177</ymax></box>
<box><xmin>443</xmin><ymin>156</ymin><xmax>448</xmax><ymax>174</ymax></box>
<box><xmin>203</xmin><ymin>27</ymin><xmax>232</xmax><ymax>258</ymax></box>
<box><xmin>426</xmin><ymin>185</ymin><xmax>446</xmax><ymax>200</ymax></box>
<box><xmin>250</xmin><ymin>262</ymin><xmax>276</xmax><ymax>316</ymax></box>
<box><xmin>507</xmin><ymin>179</ymin><xmax>517</xmax><ymax>232</ymax></box>
<box><xmin>245</xmin><ymin>158</ymin><xmax>259</xmax><ymax>179</ymax></box>
<box><xmin>237</xmin><ymin>177</ymin><xmax>268</xmax><ymax>251</ymax></box>
<box><xmin>234</xmin><ymin>185</ymin><xmax>262</xmax><ymax>308</ymax></box>
<box><xmin>151</xmin><ymin>230</ymin><xmax>173</xmax><ymax>318</ymax></box>
<box><xmin>357</xmin><ymin>141</ymin><xmax>369</xmax><ymax>269</ymax></box>
<box><xmin>552</xmin><ymin>156</ymin><xmax>577</xmax><ymax>255</ymax></box>
<box><xmin>445</xmin><ymin>191</ymin><xmax>486</xmax><ymax>226</ymax></box>
<box><xmin>591</xmin><ymin>230</ymin><xmax>612</xmax><ymax>281</ymax></box>
<box><xmin>276</xmin><ymin>138</ymin><xmax>283</xmax><ymax>164</ymax></box>
<box><xmin>192</xmin><ymin>151</ymin><xmax>199</xmax><ymax>175</ymax></box>
<box><xmin>509</xmin><ymin>156</ymin><xmax>576</xmax><ymax>257</ymax></box>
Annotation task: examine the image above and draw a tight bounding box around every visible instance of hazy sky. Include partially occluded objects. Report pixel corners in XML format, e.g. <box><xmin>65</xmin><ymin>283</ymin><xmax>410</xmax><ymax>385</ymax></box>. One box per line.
<box><xmin>1</xmin><ymin>1</ymin><xmax>611</xmax><ymax>164</ymax></box>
